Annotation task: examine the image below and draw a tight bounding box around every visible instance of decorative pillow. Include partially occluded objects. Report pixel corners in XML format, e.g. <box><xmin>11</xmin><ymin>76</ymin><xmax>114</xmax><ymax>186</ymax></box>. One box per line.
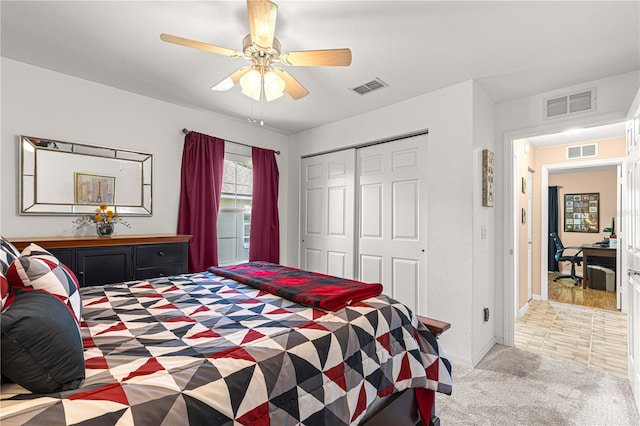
<box><xmin>1</xmin><ymin>270</ymin><xmax>14</xmax><ymax>312</ymax></box>
<box><xmin>1</xmin><ymin>288</ymin><xmax>85</xmax><ymax>393</ymax></box>
<box><xmin>6</xmin><ymin>243</ymin><xmax>81</xmax><ymax>323</ymax></box>
<box><xmin>0</xmin><ymin>236</ymin><xmax>21</xmax><ymax>274</ymax></box>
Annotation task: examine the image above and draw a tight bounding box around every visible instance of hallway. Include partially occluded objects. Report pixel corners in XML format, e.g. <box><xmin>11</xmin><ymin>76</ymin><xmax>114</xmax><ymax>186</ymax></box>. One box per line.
<box><xmin>515</xmin><ymin>299</ymin><xmax>628</xmax><ymax>377</ymax></box>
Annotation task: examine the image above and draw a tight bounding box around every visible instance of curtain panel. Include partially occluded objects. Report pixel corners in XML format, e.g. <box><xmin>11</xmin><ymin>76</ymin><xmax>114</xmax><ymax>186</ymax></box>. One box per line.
<box><xmin>249</xmin><ymin>147</ymin><xmax>280</xmax><ymax>263</ymax></box>
<box><xmin>177</xmin><ymin>132</ymin><xmax>225</xmax><ymax>272</ymax></box>
<box><xmin>548</xmin><ymin>186</ymin><xmax>559</xmax><ymax>272</ymax></box>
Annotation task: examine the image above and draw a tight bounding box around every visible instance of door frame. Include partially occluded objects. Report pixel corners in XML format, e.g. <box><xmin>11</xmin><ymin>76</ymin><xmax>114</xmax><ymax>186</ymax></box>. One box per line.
<box><xmin>501</xmin><ymin>113</ymin><xmax>627</xmax><ymax>347</ymax></box>
<box><xmin>539</xmin><ymin>157</ymin><xmax>624</xmax><ymax>302</ymax></box>
<box><xmin>527</xmin><ymin>169</ymin><xmax>533</xmax><ymax>302</ymax></box>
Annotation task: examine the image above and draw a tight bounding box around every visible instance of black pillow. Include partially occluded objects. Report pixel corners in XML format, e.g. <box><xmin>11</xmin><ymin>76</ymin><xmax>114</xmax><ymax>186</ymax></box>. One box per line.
<box><xmin>1</xmin><ymin>288</ymin><xmax>85</xmax><ymax>393</ymax></box>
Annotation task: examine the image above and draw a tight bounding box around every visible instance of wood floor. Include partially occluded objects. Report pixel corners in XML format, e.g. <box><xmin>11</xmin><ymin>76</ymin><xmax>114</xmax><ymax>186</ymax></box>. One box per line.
<box><xmin>547</xmin><ymin>272</ymin><xmax>617</xmax><ymax>311</ymax></box>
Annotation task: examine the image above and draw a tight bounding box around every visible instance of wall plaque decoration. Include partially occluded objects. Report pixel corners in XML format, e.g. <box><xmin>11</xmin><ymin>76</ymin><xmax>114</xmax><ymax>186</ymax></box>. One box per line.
<box><xmin>564</xmin><ymin>193</ymin><xmax>599</xmax><ymax>233</ymax></box>
<box><xmin>482</xmin><ymin>149</ymin><xmax>494</xmax><ymax>207</ymax></box>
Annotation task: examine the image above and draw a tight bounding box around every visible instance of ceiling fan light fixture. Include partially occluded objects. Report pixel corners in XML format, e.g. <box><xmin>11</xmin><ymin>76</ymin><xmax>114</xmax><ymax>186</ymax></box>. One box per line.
<box><xmin>263</xmin><ymin>70</ymin><xmax>285</xmax><ymax>102</ymax></box>
<box><xmin>162</xmin><ymin>0</ymin><xmax>351</xmax><ymax>102</ymax></box>
<box><xmin>240</xmin><ymin>68</ymin><xmax>263</xmax><ymax>101</ymax></box>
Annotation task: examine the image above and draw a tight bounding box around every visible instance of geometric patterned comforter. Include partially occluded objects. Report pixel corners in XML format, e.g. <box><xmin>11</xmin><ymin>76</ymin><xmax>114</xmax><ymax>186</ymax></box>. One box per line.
<box><xmin>1</xmin><ymin>272</ymin><xmax>452</xmax><ymax>425</ymax></box>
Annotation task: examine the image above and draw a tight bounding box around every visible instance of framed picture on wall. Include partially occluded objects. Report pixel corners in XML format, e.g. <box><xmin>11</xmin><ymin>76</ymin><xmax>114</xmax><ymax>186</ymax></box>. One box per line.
<box><xmin>564</xmin><ymin>193</ymin><xmax>599</xmax><ymax>233</ymax></box>
<box><xmin>482</xmin><ymin>149</ymin><xmax>494</xmax><ymax>207</ymax></box>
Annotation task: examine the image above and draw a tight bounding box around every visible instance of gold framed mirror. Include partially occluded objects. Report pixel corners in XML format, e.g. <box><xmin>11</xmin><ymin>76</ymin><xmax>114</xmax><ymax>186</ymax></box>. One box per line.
<box><xmin>20</xmin><ymin>135</ymin><xmax>152</xmax><ymax>216</ymax></box>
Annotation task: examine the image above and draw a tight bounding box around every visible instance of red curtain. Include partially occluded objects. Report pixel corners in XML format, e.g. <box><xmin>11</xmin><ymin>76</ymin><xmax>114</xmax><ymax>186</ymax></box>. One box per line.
<box><xmin>249</xmin><ymin>147</ymin><xmax>280</xmax><ymax>263</ymax></box>
<box><xmin>177</xmin><ymin>132</ymin><xmax>225</xmax><ymax>272</ymax></box>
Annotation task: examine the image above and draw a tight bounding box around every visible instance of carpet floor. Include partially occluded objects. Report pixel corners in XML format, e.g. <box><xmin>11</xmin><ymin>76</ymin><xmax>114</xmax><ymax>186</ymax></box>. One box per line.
<box><xmin>436</xmin><ymin>344</ymin><xmax>639</xmax><ymax>425</ymax></box>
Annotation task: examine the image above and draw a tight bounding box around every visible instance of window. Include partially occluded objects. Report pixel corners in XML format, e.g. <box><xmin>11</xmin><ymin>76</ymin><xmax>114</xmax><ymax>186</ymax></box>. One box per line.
<box><xmin>217</xmin><ymin>148</ymin><xmax>252</xmax><ymax>266</ymax></box>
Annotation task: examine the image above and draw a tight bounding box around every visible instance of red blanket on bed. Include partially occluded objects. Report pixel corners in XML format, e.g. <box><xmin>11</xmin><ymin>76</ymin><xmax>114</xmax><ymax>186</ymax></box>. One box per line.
<box><xmin>208</xmin><ymin>262</ymin><xmax>383</xmax><ymax>311</ymax></box>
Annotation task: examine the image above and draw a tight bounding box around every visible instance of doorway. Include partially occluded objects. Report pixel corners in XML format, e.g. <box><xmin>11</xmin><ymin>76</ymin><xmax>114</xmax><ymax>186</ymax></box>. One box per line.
<box><xmin>541</xmin><ymin>162</ymin><xmax>623</xmax><ymax>311</ymax></box>
<box><xmin>510</xmin><ymin>123</ymin><xmax>626</xmax><ymax>314</ymax></box>
<box><xmin>508</xmin><ymin>121</ymin><xmax>629</xmax><ymax>377</ymax></box>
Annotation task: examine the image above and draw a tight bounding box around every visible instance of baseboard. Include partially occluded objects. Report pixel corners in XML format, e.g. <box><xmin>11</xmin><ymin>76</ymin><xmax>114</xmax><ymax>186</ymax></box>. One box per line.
<box><xmin>517</xmin><ymin>302</ymin><xmax>529</xmax><ymax>319</ymax></box>
<box><xmin>472</xmin><ymin>337</ymin><xmax>496</xmax><ymax>367</ymax></box>
<box><xmin>532</xmin><ymin>294</ymin><xmax>542</xmax><ymax>301</ymax></box>
<box><xmin>443</xmin><ymin>352</ymin><xmax>474</xmax><ymax>369</ymax></box>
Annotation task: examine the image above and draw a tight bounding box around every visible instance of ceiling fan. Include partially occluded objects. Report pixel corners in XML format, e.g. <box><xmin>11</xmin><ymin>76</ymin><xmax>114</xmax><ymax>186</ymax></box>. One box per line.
<box><xmin>160</xmin><ymin>0</ymin><xmax>352</xmax><ymax>102</ymax></box>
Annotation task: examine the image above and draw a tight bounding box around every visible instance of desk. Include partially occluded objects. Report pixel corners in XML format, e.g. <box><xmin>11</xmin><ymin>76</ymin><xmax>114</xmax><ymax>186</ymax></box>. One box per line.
<box><xmin>581</xmin><ymin>244</ymin><xmax>617</xmax><ymax>289</ymax></box>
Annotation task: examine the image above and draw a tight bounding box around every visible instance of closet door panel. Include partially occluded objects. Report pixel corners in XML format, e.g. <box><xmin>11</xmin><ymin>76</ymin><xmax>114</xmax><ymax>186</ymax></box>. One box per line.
<box><xmin>358</xmin><ymin>135</ymin><xmax>427</xmax><ymax>313</ymax></box>
<box><xmin>392</xmin><ymin>180</ymin><xmax>419</xmax><ymax>240</ymax></box>
<box><xmin>327</xmin><ymin>251</ymin><xmax>346</xmax><ymax>277</ymax></box>
<box><xmin>300</xmin><ymin>149</ymin><xmax>355</xmax><ymax>278</ymax></box>
<box><xmin>361</xmin><ymin>184</ymin><xmax>383</xmax><ymax>238</ymax></box>
<box><xmin>305</xmin><ymin>188</ymin><xmax>323</xmax><ymax>235</ymax></box>
<box><xmin>305</xmin><ymin>248</ymin><xmax>322</xmax><ymax>273</ymax></box>
<box><xmin>360</xmin><ymin>254</ymin><xmax>383</xmax><ymax>287</ymax></box>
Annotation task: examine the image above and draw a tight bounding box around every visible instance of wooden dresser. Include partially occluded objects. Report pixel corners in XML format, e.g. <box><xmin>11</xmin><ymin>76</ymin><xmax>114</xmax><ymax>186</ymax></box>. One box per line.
<box><xmin>10</xmin><ymin>235</ymin><xmax>191</xmax><ymax>287</ymax></box>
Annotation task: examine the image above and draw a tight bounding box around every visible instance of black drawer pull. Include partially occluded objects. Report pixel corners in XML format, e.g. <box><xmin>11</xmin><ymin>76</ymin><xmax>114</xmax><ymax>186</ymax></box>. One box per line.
<box><xmin>157</xmin><ymin>251</ymin><xmax>164</xmax><ymax>256</ymax></box>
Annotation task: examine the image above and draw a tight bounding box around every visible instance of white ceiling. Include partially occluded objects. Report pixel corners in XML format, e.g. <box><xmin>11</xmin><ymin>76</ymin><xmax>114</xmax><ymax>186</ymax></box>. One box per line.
<box><xmin>2</xmin><ymin>1</ymin><xmax>638</xmax><ymax>135</ymax></box>
<box><xmin>527</xmin><ymin>121</ymin><xmax>627</xmax><ymax>148</ymax></box>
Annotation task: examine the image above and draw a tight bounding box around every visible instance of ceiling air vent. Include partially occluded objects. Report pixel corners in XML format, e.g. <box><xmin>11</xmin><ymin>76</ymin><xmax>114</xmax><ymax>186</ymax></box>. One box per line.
<box><xmin>544</xmin><ymin>88</ymin><xmax>596</xmax><ymax>119</ymax></box>
<box><xmin>350</xmin><ymin>78</ymin><xmax>388</xmax><ymax>95</ymax></box>
<box><xmin>566</xmin><ymin>143</ymin><xmax>598</xmax><ymax>160</ymax></box>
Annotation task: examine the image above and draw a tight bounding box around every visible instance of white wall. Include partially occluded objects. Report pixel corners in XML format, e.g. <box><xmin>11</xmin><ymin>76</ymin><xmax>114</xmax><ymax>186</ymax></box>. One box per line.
<box><xmin>471</xmin><ymin>81</ymin><xmax>496</xmax><ymax>364</ymax></box>
<box><xmin>493</xmin><ymin>70</ymin><xmax>640</xmax><ymax>345</ymax></box>
<box><xmin>5</xmin><ymin>56</ymin><xmax>636</xmax><ymax>368</ymax></box>
<box><xmin>0</xmin><ymin>59</ymin><xmax>291</xmax><ymax>262</ymax></box>
<box><xmin>288</xmin><ymin>80</ymin><xmax>479</xmax><ymax>367</ymax></box>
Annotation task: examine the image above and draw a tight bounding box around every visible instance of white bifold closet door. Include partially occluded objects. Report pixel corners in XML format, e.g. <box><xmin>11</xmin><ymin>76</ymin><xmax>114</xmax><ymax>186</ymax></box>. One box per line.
<box><xmin>299</xmin><ymin>134</ymin><xmax>426</xmax><ymax>313</ymax></box>
<box><xmin>357</xmin><ymin>136</ymin><xmax>427</xmax><ymax>313</ymax></box>
<box><xmin>300</xmin><ymin>149</ymin><xmax>356</xmax><ymax>279</ymax></box>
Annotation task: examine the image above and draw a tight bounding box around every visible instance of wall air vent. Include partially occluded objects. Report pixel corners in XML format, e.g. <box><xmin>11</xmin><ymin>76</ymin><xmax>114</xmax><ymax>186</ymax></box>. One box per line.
<box><xmin>566</xmin><ymin>143</ymin><xmax>598</xmax><ymax>159</ymax></box>
<box><xmin>543</xmin><ymin>88</ymin><xmax>596</xmax><ymax>119</ymax></box>
<box><xmin>350</xmin><ymin>78</ymin><xmax>388</xmax><ymax>95</ymax></box>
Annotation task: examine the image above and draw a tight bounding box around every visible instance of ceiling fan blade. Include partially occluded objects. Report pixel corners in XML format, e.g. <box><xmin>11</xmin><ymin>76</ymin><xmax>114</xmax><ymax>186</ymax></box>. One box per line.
<box><xmin>247</xmin><ymin>0</ymin><xmax>278</xmax><ymax>50</ymax></box>
<box><xmin>160</xmin><ymin>33</ymin><xmax>243</xmax><ymax>58</ymax></box>
<box><xmin>280</xmin><ymin>48</ymin><xmax>352</xmax><ymax>66</ymax></box>
<box><xmin>211</xmin><ymin>66</ymin><xmax>251</xmax><ymax>91</ymax></box>
<box><xmin>274</xmin><ymin>67</ymin><xmax>309</xmax><ymax>100</ymax></box>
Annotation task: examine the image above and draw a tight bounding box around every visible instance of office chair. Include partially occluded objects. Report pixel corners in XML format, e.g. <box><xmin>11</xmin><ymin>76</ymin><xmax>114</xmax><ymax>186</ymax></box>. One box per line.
<box><xmin>550</xmin><ymin>232</ymin><xmax>583</xmax><ymax>285</ymax></box>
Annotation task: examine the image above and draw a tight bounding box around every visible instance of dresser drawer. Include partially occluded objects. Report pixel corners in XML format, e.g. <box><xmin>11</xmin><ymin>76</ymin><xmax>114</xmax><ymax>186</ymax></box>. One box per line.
<box><xmin>136</xmin><ymin>264</ymin><xmax>184</xmax><ymax>280</ymax></box>
<box><xmin>136</xmin><ymin>243</ymin><xmax>185</xmax><ymax>267</ymax></box>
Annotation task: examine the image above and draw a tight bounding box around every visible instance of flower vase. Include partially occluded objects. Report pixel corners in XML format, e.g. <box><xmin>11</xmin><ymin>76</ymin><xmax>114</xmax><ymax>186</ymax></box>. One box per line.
<box><xmin>96</xmin><ymin>222</ymin><xmax>114</xmax><ymax>237</ymax></box>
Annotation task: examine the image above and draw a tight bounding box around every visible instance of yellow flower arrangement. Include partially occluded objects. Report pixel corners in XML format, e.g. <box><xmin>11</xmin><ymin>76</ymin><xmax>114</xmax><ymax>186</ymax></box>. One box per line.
<box><xmin>73</xmin><ymin>204</ymin><xmax>131</xmax><ymax>230</ymax></box>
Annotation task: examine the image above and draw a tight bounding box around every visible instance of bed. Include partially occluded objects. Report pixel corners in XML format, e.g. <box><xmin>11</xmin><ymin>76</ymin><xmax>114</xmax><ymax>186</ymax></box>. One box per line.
<box><xmin>1</xmin><ymin>246</ymin><xmax>451</xmax><ymax>425</ymax></box>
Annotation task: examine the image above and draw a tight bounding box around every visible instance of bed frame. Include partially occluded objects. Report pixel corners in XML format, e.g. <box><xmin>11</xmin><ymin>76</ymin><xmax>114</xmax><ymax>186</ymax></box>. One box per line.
<box><xmin>362</xmin><ymin>317</ymin><xmax>450</xmax><ymax>426</ymax></box>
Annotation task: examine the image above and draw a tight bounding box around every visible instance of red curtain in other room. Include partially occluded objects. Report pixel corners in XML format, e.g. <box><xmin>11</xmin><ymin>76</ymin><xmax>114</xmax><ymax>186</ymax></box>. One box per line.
<box><xmin>177</xmin><ymin>132</ymin><xmax>225</xmax><ymax>272</ymax></box>
<box><xmin>249</xmin><ymin>147</ymin><xmax>280</xmax><ymax>263</ymax></box>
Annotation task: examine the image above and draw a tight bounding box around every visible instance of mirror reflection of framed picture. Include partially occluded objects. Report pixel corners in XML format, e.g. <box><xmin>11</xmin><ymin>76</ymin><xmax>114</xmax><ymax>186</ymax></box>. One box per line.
<box><xmin>75</xmin><ymin>173</ymin><xmax>115</xmax><ymax>205</ymax></box>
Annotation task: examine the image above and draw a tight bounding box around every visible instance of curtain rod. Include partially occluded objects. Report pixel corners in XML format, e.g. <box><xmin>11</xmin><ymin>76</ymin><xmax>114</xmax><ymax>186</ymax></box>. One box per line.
<box><xmin>300</xmin><ymin>128</ymin><xmax>429</xmax><ymax>159</ymax></box>
<box><xmin>181</xmin><ymin>128</ymin><xmax>280</xmax><ymax>155</ymax></box>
